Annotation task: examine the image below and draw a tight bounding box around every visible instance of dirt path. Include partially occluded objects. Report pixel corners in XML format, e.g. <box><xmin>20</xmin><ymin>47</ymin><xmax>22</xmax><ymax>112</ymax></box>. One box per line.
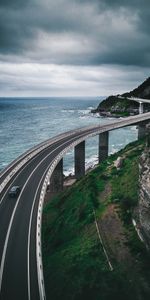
<box><xmin>96</xmin><ymin>182</ymin><xmax>150</xmax><ymax>298</ymax></box>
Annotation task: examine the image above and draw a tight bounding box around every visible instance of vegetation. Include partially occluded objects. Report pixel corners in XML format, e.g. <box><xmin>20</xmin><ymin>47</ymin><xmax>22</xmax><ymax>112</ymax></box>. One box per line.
<box><xmin>92</xmin><ymin>77</ymin><xmax>150</xmax><ymax>116</ymax></box>
<box><xmin>122</xmin><ymin>77</ymin><xmax>150</xmax><ymax>99</ymax></box>
<box><xmin>42</xmin><ymin>138</ymin><xmax>150</xmax><ymax>300</ymax></box>
<box><xmin>95</xmin><ymin>95</ymin><xmax>138</xmax><ymax>111</ymax></box>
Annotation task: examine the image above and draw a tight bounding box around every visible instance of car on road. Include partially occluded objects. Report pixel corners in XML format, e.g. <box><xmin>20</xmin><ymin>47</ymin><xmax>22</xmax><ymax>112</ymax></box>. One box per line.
<box><xmin>9</xmin><ymin>186</ymin><xmax>21</xmax><ymax>197</ymax></box>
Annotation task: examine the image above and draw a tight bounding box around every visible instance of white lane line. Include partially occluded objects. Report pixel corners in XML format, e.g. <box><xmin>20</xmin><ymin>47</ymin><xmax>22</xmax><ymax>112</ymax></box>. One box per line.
<box><xmin>1</xmin><ymin>112</ymin><xmax>148</xmax><ymax>193</ymax></box>
<box><xmin>27</xmin><ymin>131</ymin><xmax>95</xmax><ymax>300</ymax></box>
<box><xmin>0</xmin><ymin>125</ymin><xmax>99</xmax><ymax>186</ymax></box>
<box><xmin>0</xmin><ymin>131</ymin><xmax>71</xmax><ymax>180</ymax></box>
<box><xmin>0</xmin><ymin>130</ymin><xmax>92</xmax><ymax>298</ymax></box>
<box><xmin>35</xmin><ymin>129</ymin><xmax>114</xmax><ymax>300</ymax></box>
<box><xmin>27</xmin><ymin>165</ymin><xmax>50</xmax><ymax>300</ymax></box>
<box><xmin>0</xmin><ymin>157</ymin><xmax>46</xmax><ymax>293</ymax></box>
<box><xmin>0</xmin><ymin>132</ymin><xmax>75</xmax><ymax>193</ymax></box>
<box><xmin>0</xmin><ymin>129</ymin><xmax>86</xmax><ymax>205</ymax></box>
<box><xmin>0</xmin><ymin>146</ymin><xmax>60</xmax><ymax>293</ymax></box>
<box><xmin>0</xmin><ymin>115</ymin><xmax>146</xmax><ymax>296</ymax></box>
<box><xmin>0</xmin><ymin>144</ymin><xmax>54</xmax><ymax>205</ymax></box>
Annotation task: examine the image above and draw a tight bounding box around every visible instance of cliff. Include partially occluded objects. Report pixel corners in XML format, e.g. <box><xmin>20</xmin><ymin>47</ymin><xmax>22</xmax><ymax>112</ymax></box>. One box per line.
<box><xmin>123</xmin><ymin>77</ymin><xmax>150</xmax><ymax>99</ymax></box>
<box><xmin>92</xmin><ymin>77</ymin><xmax>150</xmax><ymax>117</ymax></box>
<box><xmin>138</xmin><ymin>141</ymin><xmax>150</xmax><ymax>248</ymax></box>
<box><xmin>42</xmin><ymin>138</ymin><xmax>150</xmax><ymax>300</ymax></box>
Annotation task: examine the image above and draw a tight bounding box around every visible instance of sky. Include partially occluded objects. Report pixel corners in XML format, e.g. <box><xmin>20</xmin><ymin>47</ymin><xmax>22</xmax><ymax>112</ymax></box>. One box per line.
<box><xmin>0</xmin><ymin>0</ymin><xmax>150</xmax><ymax>97</ymax></box>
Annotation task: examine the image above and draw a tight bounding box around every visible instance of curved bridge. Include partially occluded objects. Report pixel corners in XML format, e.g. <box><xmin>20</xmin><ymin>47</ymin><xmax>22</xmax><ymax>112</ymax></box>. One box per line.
<box><xmin>118</xmin><ymin>96</ymin><xmax>150</xmax><ymax>114</ymax></box>
<box><xmin>0</xmin><ymin>112</ymin><xmax>150</xmax><ymax>300</ymax></box>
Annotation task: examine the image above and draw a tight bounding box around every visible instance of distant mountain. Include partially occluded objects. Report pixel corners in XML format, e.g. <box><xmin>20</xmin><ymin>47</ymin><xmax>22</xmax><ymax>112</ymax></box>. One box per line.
<box><xmin>122</xmin><ymin>77</ymin><xmax>150</xmax><ymax>99</ymax></box>
<box><xmin>92</xmin><ymin>77</ymin><xmax>150</xmax><ymax>117</ymax></box>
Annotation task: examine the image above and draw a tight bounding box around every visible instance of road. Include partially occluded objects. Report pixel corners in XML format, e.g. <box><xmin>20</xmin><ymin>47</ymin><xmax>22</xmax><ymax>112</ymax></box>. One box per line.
<box><xmin>0</xmin><ymin>112</ymin><xmax>150</xmax><ymax>300</ymax></box>
<box><xmin>118</xmin><ymin>95</ymin><xmax>150</xmax><ymax>104</ymax></box>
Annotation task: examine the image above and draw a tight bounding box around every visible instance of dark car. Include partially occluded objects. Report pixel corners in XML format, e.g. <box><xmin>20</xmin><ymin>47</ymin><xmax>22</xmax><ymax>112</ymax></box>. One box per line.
<box><xmin>9</xmin><ymin>186</ymin><xmax>21</xmax><ymax>197</ymax></box>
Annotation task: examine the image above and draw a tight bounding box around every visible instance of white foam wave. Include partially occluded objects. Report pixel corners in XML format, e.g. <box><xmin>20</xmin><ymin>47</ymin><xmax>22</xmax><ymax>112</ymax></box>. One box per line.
<box><xmin>77</xmin><ymin>109</ymin><xmax>90</xmax><ymax>114</ymax></box>
<box><xmin>61</xmin><ymin>109</ymin><xmax>75</xmax><ymax>113</ymax></box>
<box><xmin>87</xmin><ymin>106</ymin><xmax>95</xmax><ymax>110</ymax></box>
<box><xmin>90</xmin><ymin>113</ymin><xmax>100</xmax><ymax>118</ymax></box>
<box><xmin>79</xmin><ymin>115</ymin><xmax>90</xmax><ymax>119</ymax></box>
<box><xmin>64</xmin><ymin>167</ymin><xmax>74</xmax><ymax>177</ymax></box>
<box><xmin>85</xmin><ymin>155</ymin><xmax>98</xmax><ymax>170</ymax></box>
<box><xmin>63</xmin><ymin>155</ymin><xmax>98</xmax><ymax>177</ymax></box>
<box><xmin>30</xmin><ymin>106</ymin><xmax>50</xmax><ymax>111</ymax></box>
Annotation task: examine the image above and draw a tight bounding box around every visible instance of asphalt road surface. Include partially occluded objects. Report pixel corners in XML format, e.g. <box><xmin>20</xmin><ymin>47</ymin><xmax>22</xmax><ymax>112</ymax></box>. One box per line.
<box><xmin>0</xmin><ymin>112</ymin><xmax>150</xmax><ymax>300</ymax></box>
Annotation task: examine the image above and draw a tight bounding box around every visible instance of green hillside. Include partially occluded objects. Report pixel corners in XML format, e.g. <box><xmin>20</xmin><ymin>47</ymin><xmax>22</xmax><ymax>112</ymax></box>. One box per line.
<box><xmin>42</xmin><ymin>138</ymin><xmax>150</xmax><ymax>300</ymax></box>
<box><xmin>92</xmin><ymin>77</ymin><xmax>150</xmax><ymax>117</ymax></box>
<box><xmin>122</xmin><ymin>77</ymin><xmax>150</xmax><ymax>99</ymax></box>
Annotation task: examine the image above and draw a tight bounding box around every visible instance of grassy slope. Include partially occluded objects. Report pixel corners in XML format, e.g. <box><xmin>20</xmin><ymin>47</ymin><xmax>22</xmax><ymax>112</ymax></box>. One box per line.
<box><xmin>42</xmin><ymin>138</ymin><xmax>150</xmax><ymax>300</ymax></box>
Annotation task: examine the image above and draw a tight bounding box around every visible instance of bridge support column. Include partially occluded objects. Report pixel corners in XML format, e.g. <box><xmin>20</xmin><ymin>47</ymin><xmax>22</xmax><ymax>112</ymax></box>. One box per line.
<box><xmin>75</xmin><ymin>141</ymin><xmax>85</xmax><ymax>179</ymax></box>
<box><xmin>99</xmin><ymin>131</ymin><xmax>109</xmax><ymax>163</ymax></box>
<box><xmin>139</xmin><ymin>102</ymin><xmax>144</xmax><ymax>114</ymax></box>
<box><xmin>50</xmin><ymin>158</ymin><xmax>63</xmax><ymax>192</ymax></box>
<box><xmin>138</xmin><ymin>123</ymin><xmax>146</xmax><ymax>140</ymax></box>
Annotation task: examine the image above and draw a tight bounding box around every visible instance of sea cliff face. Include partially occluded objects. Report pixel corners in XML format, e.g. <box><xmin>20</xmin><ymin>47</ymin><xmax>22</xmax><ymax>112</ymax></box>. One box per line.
<box><xmin>139</xmin><ymin>145</ymin><xmax>150</xmax><ymax>247</ymax></box>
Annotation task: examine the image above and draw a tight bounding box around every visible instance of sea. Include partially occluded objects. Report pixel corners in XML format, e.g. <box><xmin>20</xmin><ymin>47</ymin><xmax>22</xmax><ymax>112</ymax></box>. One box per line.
<box><xmin>0</xmin><ymin>97</ymin><xmax>138</xmax><ymax>176</ymax></box>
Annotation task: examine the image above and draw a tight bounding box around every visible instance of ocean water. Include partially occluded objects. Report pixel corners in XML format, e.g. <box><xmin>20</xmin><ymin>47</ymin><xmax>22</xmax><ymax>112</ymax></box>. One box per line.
<box><xmin>0</xmin><ymin>97</ymin><xmax>138</xmax><ymax>175</ymax></box>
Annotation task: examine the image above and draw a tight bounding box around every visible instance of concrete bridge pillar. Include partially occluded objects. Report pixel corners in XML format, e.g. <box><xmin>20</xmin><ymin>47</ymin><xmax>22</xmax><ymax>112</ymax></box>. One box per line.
<box><xmin>99</xmin><ymin>131</ymin><xmax>109</xmax><ymax>163</ymax></box>
<box><xmin>139</xmin><ymin>102</ymin><xmax>144</xmax><ymax>114</ymax></box>
<box><xmin>138</xmin><ymin>123</ymin><xmax>146</xmax><ymax>140</ymax></box>
<box><xmin>50</xmin><ymin>158</ymin><xmax>63</xmax><ymax>192</ymax></box>
<box><xmin>75</xmin><ymin>141</ymin><xmax>85</xmax><ymax>179</ymax></box>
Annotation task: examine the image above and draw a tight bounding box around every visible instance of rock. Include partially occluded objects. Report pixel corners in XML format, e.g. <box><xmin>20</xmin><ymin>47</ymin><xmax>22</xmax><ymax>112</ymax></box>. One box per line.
<box><xmin>138</xmin><ymin>148</ymin><xmax>150</xmax><ymax>247</ymax></box>
<box><xmin>114</xmin><ymin>157</ymin><xmax>124</xmax><ymax>169</ymax></box>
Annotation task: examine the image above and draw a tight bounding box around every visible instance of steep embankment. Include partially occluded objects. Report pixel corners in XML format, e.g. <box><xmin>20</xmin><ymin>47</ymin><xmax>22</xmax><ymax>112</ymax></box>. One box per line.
<box><xmin>42</xmin><ymin>138</ymin><xmax>150</xmax><ymax>300</ymax></box>
<box><xmin>92</xmin><ymin>77</ymin><xmax>150</xmax><ymax>117</ymax></box>
<box><xmin>138</xmin><ymin>140</ymin><xmax>150</xmax><ymax>248</ymax></box>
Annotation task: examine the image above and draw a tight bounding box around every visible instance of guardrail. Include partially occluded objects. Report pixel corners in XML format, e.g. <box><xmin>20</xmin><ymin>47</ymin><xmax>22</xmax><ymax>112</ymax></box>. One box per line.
<box><xmin>1</xmin><ymin>112</ymin><xmax>150</xmax><ymax>195</ymax></box>
<box><xmin>36</xmin><ymin>126</ymin><xmax>119</xmax><ymax>300</ymax></box>
<box><xmin>36</xmin><ymin>113</ymin><xmax>150</xmax><ymax>299</ymax></box>
<box><xmin>0</xmin><ymin>125</ymin><xmax>100</xmax><ymax>194</ymax></box>
<box><xmin>0</xmin><ymin>126</ymin><xmax>97</xmax><ymax>180</ymax></box>
<box><xmin>1</xmin><ymin>112</ymin><xmax>150</xmax><ymax>299</ymax></box>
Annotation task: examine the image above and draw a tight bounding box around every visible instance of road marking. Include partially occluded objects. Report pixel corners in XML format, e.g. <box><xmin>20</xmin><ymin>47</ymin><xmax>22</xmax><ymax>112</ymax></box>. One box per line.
<box><xmin>27</xmin><ymin>165</ymin><xmax>50</xmax><ymax>300</ymax></box>
<box><xmin>1</xmin><ymin>112</ymin><xmax>150</xmax><ymax>192</ymax></box>
<box><xmin>0</xmin><ymin>125</ymin><xmax>101</xmax><ymax>185</ymax></box>
<box><xmin>1</xmin><ymin>113</ymin><xmax>150</xmax><ymax>297</ymax></box>
<box><xmin>0</xmin><ymin>129</ymin><xmax>92</xmax><ymax>204</ymax></box>
<box><xmin>0</xmin><ymin>146</ymin><xmax>62</xmax><ymax>294</ymax></box>
<box><xmin>0</xmin><ymin>144</ymin><xmax>55</xmax><ymax>205</ymax></box>
<box><xmin>0</xmin><ymin>158</ymin><xmax>45</xmax><ymax>293</ymax></box>
<box><xmin>27</xmin><ymin>131</ymin><xmax>99</xmax><ymax>300</ymax></box>
<box><xmin>0</xmin><ymin>130</ymin><xmax>97</xmax><ymax>298</ymax></box>
<box><xmin>0</xmin><ymin>131</ymin><xmax>72</xmax><ymax>180</ymax></box>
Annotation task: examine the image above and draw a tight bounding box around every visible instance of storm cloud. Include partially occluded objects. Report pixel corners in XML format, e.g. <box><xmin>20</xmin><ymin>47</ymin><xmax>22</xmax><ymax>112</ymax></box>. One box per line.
<box><xmin>0</xmin><ymin>0</ymin><xmax>149</xmax><ymax>96</ymax></box>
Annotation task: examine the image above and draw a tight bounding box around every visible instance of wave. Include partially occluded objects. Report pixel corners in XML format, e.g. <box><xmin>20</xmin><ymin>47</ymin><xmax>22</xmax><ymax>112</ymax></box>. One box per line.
<box><xmin>85</xmin><ymin>155</ymin><xmax>98</xmax><ymax>170</ymax></box>
<box><xmin>30</xmin><ymin>106</ymin><xmax>51</xmax><ymax>111</ymax></box>
<box><xmin>61</xmin><ymin>109</ymin><xmax>76</xmax><ymax>113</ymax></box>
<box><xmin>87</xmin><ymin>106</ymin><xmax>95</xmax><ymax>110</ymax></box>
<box><xmin>64</xmin><ymin>167</ymin><xmax>74</xmax><ymax>177</ymax></box>
<box><xmin>77</xmin><ymin>109</ymin><xmax>90</xmax><ymax>114</ymax></box>
<box><xmin>63</xmin><ymin>155</ymin><xmax>98</xmax><ymax>177</ymax></box>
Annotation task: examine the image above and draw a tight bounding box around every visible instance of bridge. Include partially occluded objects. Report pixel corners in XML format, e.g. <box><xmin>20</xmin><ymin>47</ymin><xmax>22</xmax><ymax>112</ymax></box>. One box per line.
<box><xmin>118</xmin><ymin>96</ymin><xmax>150</xmax><ymax>114</ymax></box>
<box><xmin>0</xmin><ymin>112</ymin><xmax>150</xmax><ymax>300</ymax></box>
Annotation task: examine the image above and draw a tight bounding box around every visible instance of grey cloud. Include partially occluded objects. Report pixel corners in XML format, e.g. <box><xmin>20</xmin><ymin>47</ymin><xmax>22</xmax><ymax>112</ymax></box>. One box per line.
<box><xmin>0</xmin><ymin>0</ymin><xmax>29</xmax><ymax>8</ymax></box>
<box><xmin>0</xmin><ymin>0</ymin><xmax>150</xmax><ymax>68</ymax></box>
<box><xmin>0</xmin><ymin>62</ymin><xmax>149</xmax><ymax>97</ymax></box>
